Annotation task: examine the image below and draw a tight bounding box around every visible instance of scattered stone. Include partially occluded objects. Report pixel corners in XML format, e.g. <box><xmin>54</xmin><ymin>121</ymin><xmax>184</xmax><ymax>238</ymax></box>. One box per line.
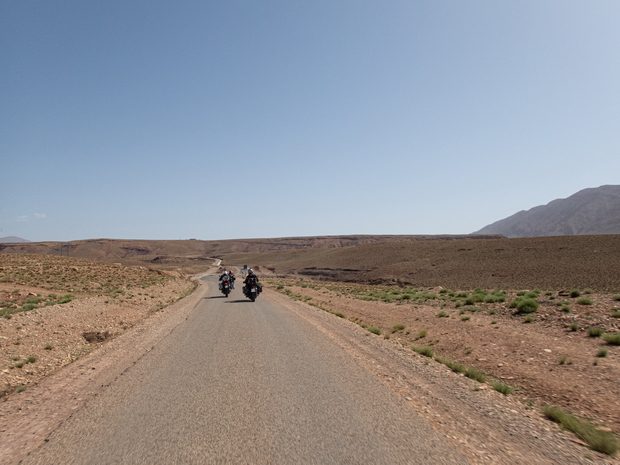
<box><xmin>82</xmin><ymin>331</ymin><xmax>110</xmax><ymax>343</ymax></box>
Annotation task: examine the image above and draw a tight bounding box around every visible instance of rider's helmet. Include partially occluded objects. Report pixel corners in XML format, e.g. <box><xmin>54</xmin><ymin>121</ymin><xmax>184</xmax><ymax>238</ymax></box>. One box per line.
<box><xmin>248</xmin><ymin>268</ymin><xmax>254</xmax><ymax>274</ymax></box>
<box><xmin>223</xmin><ymin>270</ymin><xmax>228</xmax><ymax>275</ymax></box>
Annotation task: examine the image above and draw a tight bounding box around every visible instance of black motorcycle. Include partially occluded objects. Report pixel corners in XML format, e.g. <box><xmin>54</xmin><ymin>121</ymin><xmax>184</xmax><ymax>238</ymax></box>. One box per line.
<box><xmin>244</xmin><ymin>284</ymin><xmax>260</xmax><ymax>302</ymax></box>
<box><xmin>219</xmin><ymin>279</ymin><xmax>231</xmax><ymax>297</ymax></box>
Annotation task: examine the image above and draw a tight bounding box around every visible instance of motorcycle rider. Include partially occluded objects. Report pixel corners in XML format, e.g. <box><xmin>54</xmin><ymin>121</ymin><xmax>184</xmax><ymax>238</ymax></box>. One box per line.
<box><xmin>243</xmin><ymin>268</ymin><xmax>261</xmax><ymax>295</ymax></box>
<box><xmin>228</xmin><ymin>270</ymin><xmax>236</xmax><ymax>289</ymax></box>
<box><xmin>219</xmin><ymin>270</ymin><xmax>230</xmax><ymax>291</ymax></box>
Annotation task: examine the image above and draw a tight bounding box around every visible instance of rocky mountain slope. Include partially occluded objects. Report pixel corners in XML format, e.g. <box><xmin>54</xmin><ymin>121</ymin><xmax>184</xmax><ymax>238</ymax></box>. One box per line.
<box><xmin>473</xmin><ymin>185</ymin><xmax>620</xmax><ymax>237</ymax></box>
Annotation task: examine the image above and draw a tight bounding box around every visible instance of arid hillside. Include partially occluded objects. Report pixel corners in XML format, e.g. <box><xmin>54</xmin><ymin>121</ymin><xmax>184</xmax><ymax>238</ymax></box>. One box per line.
<box><xmin>2</xmin><ymin>234</ymin><xmax>619</xmax><ymax>291</ymax></box>
<box><xmin>474</xmin><ymin>185</ymin><xmax>620</xmax><ymax>237</ymax></box>
<box><xmin>224</xmin><ymin>234</ymin><xmax>620</xmax><ymax>292</ymax></box>
<box><xmin>0</xmin><ymin>235</ymin><xmax>500</xmax><ymax>273</ymax></box>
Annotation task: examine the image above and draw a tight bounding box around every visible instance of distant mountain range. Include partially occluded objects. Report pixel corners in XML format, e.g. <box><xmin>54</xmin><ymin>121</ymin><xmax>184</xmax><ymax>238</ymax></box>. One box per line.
<box><xmin>0</xmin><ymin>236</ymin><xmax>30</xmax><ymax>243</ymax></box>
<box><xmin>473</xmin><ymin>185</ymin><xmax>620</xmax><ymax>238</ymax></box>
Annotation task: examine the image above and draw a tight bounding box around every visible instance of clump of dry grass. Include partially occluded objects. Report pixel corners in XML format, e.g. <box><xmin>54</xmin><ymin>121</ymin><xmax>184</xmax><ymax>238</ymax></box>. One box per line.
<box><xmin>543</xmin><ymin>405</ymin><xmax>618</xmax><ymax>456</ymax></box>
<box><xmin>411</xmin><ymin>345</ymin><xmax>434</xmax><ymax>358</ymax></box>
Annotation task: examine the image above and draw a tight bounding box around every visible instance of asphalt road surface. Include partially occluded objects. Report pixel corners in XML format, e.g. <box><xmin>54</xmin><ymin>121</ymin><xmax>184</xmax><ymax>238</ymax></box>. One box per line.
<box><xmin>23</xmin><ymin>277</ymin><xmax>468</xmax><ymax>464</ymax></box>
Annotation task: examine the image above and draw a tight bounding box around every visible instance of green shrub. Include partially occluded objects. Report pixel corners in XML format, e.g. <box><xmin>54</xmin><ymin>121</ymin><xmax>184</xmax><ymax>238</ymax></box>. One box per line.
<box><xmin>420</xmin><ymin>292</ymin><xmax>438</xmax><ymax>300</ymax></box>
<box><xmin>484</xmin><ymin>293</ymin><xmax>505</xmax><ymax>303</ymax></box>
<box><xmin>542</xmin><ymin>405</ymin><xmax>618</xmax><ymax>455</ymax></box>
<box><xmin>465</xmin><ymin>366</ymin><xmax>486</xmax><ymax>383</ymax></box>
<box><xmin>464</xmin><ymin>296</ymin><xmax>476</xmax><ymax>305</ymax></box>
<box><xmin>570</xmin><ymin>322</ymin><xmax>579</xmax><ymax>332</ymax></box>
<box><xmin>21</xmin><ymin>303</ymin><xmax>37</xmax><ymax>312</ymax></box>
<box><xmin>368</xmin><ymin>326</ymin><xmax>381</xmax><ymax>335</ymax></box>
<box><xmin>612</xmin><ymin>310</ymin><xmax>620</xmax><ymax>318</ymax></box>
<box><xmin>603</xmin><ymin>333</ymin><xmax>620</xmax><ymax>345</ymax></box>
<box><xmin>391</xmin><ymin>324</ymin><xmax>405</xmax><ymax>333</ymax></box>
<box><xmin>587</xmin><ymin>326</ymin><xmax>603</xmax><ymax>337</ymax></box>
<box><xmin>435</xmin><ymin>356</ymin><xmax>466</xmax><ymax>374</ymax></box>
<box><xmin>613</xmin><ymin>295</ymin><xmax>620</xmax><ymax>302</ymax></box>
<box><xmin>570</xmin><ymin>290</ymin><xmax>581</xmax><ymax>298</ymax></box>
<box><xmin>596</xmin><ymin>349</ymin><xmax>608</xmax><ymax>358</ymax></box>
<box><xmin>576</xmin><ymin>297</ymin><xmax>593</xmax><ymax>305</ymax></box>
<box><xmin>437</xmin><ymin>311</ymin><xmax>449</xmax><ymax>318</ymax></box>
<box><xmin>490</xmin><ymin>380</ymin><xmax>513</xmax><ymax>395</ymax></box>
<box><xmin>411</xmin><ymin>345</ymin><xmax>434</xmax><ymax>358</ymax></box>
<box><xmin>58</xmin><ymin>294</ymin><xmax>75</xmax><ymax>304</ymax></box>
<box><xmin>465</xmin><ymin>291</ymin><xmax>486</xmax><ymax>305</ymax></box>
<box><xmin>511</xmin><ymin>298</ymin><xmax>538</xmax><ymax>314</ymax></box>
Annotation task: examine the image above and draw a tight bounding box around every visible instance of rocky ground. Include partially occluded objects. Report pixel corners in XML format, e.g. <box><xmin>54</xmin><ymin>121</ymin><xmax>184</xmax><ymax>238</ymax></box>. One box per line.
<box><xmin>264</xmin><ymin>278</ymin><xmax>620</xmax><ymax>449</ymax></box>
<box><xmin>0</xmin><ymin>254</ymin><xmax>196</xmax><ymax>398</ymax></box>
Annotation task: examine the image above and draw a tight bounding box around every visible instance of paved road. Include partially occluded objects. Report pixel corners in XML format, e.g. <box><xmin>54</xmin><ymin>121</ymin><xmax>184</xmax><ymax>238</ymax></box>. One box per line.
<box><xmin>24</xmin><ymin>277</ymin><xmax>468</xmax><ymax>464</ymax></box>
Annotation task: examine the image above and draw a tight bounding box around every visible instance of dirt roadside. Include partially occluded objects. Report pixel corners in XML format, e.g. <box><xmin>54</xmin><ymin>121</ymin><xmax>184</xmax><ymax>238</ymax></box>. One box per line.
<box><xmin>266</xmin><ymin>289</ymin><xmax>619</xmax><ymax>464</ymax></box>
<box><xmin>264</xmin><ymin>279</ymin><xmax>620</xmax><ymax>439</ymax></box>
<box><xmin>0</xmin><ymin>278</ymin><xmax>209</xmax><ymax>464</ymax></box>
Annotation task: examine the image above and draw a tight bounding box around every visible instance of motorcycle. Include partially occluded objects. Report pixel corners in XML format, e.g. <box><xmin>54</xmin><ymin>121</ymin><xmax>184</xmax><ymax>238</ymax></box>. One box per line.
<box><xmin>244</xmin><ymin>284</ymin><xmax>260</xmax><ymax>302</ymax></box>
<box><xmin>219</xmin><ymin>279</ymin><xmax>231</xmax><ymax>297</ymax></box>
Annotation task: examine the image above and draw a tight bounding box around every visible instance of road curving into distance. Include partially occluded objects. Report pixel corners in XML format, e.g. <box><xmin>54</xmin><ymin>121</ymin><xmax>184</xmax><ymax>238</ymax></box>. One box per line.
<box><xmin>23</xmin><ymin>276</ymin><xmax>468</xmax><ymax>464</ymax></box>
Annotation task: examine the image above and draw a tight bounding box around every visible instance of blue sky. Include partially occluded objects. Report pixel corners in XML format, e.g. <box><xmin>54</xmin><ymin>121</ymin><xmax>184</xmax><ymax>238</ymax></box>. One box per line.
<box><xmin>2</xmin><ymin>1</ymin><xmax>619</xmax><ymax>242</ymax></box>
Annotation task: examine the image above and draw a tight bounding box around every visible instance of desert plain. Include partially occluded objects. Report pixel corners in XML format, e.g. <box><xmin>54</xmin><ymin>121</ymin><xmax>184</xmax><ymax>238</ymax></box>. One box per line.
<box><xmin>1</xmin><ymin>233</ymin><xmax>620</xmax><ymax>462</ymax></box>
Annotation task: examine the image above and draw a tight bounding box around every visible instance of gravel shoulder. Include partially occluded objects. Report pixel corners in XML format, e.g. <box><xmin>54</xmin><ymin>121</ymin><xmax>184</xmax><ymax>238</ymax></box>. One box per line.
<box><xmin>267</xmin><ymin>289</ymin><xmax>619</xmax><ymax>464</ymax></box>
<box><xmin>0</xmin><ymin>278</ymin><xmax>208</xmax><ymax>464</ymax></box>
